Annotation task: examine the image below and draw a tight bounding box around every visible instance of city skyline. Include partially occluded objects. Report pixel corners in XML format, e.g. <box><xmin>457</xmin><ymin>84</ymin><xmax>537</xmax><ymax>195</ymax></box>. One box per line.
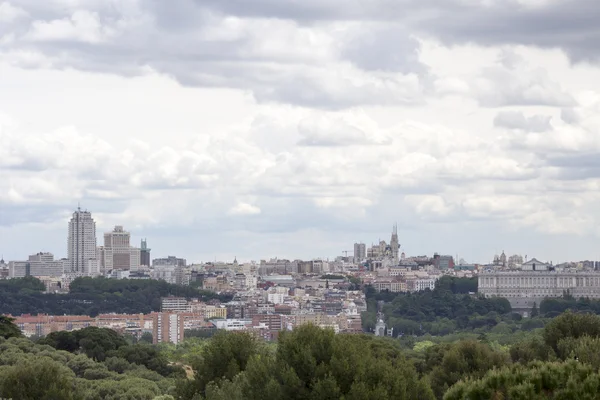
<box><xmin>0</xmin><ymin>206</ymin><xmax>597</xmax><ymax>266</ymax></box>
<box><xmin>2</xmin><ymin>2</ymin><xmax>600</xmax><ymax>264</ymax></box>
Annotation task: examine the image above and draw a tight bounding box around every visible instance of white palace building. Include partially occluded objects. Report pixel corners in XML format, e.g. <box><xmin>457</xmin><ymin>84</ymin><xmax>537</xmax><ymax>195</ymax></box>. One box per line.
<box><xmin>478</xmin><ymin>258</ymin><xmax>600</xmax><ymax>315</ymax></box>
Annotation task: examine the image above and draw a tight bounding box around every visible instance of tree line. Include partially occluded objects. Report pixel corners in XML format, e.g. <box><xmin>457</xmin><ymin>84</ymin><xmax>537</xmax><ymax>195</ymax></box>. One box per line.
<box><xmin>0</xmin><ymin>317</ymin><xmax>182</xmax><ymax>399</ymax></box>
<box><xmin>4</xmin><ymin>310</ymin><xmax>600</xmax><ymax>398</ymax></box>
<box><xmin>177</xmin><ymin>311</ymin><xmax>600</xmax><ymax>399</ymax></box>
<box><xmin>0</xmin><ymin>276</ymin><xmax>232</xmax><ymax>316</ymax></box>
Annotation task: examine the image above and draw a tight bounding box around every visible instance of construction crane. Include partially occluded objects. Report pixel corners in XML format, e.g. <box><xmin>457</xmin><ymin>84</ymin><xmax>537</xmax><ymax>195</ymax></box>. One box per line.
<box><xmin>342</xmin><ymin>250</ymin><xmax>351</xmax><ymax>257</ymax></box>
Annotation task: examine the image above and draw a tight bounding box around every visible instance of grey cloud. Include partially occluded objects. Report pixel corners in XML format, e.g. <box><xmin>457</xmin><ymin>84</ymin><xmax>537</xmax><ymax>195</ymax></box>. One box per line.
<box><xmin>3</xmin><ymin>0</ymin><xmax>591</xmax><ymax>112</ymax></box>
<box><xmin>0</xmin><ymin>1</ymin><xmax>430</xmax><ymax>109</ymax></box>
<box><xmin>419</xmin><ymin>0</ymin><xmax>600</xmax><ymax>63</ymax></box>
<box><xmin>494</xmin><ymin>111</ymin><xmax>553</xmax><ymax>133</ymax></box>
<box><xmin>543</xmin><ymin>153</ymin><xmax>600</xmax><ymax>180</ymax></box>
<box><xmin>193</xmin><ymin>0</ymin><xmax>420</xmax><ymax>21</ymax></box>
<box><xmin>341</xmin><ymin>25</ymin><xmax>426</xmax><ymax>74</ymax></box>
<box><xmin>199</xmin><ymin>0</ymin><xmax>600</xmax><ymax>63</ymax></box>
<box><xmin>561</xmin><ymin>108</ymin><xmax>581</xmax><ymax>125</ymax></box>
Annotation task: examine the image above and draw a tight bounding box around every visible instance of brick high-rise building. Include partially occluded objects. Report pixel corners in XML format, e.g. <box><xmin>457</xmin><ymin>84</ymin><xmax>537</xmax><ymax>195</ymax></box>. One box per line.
<box><xmin>252</xmin><ymin>314</ymin><xmax>283</xmax><ymax>331</ymax></box>
<box><xmin>152</xmin><ymin>312</ymin><xmax>184</xmax><ymax>345</ymax></box>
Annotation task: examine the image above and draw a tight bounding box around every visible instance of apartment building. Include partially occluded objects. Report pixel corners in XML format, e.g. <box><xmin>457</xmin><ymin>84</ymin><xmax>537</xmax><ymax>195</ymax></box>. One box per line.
<box><xmin>161</xmin><ymin>297</ymin><xmax>190</xmax><ymax>313</ymax></box>
<box><xmin>153</xmin><ymin>312</ymin><xmax>184</xmax><ymax>345</ymax></box>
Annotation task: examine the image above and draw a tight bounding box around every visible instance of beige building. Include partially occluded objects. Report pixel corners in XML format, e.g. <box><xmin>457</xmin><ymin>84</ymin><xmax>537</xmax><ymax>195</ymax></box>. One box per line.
<box><xmin>479</xmin><ymin>269</ymin><xmax>600</xmax><ymax>299</ymax></box>
<box><xmin>479</xmin><ymin>258</ymin><xmax>600</xmax><ymax>314</ymax></box>
<box><xmin>98</xmin><ymin>226</ymin><xmax>141</xmax><ymax>273</ymax></box>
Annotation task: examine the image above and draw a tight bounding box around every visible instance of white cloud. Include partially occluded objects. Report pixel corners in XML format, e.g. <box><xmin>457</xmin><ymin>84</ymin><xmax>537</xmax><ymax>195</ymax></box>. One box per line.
<box><xmin>27</xmin><ymin>10</ymin><xmax>115</xmax><ymax>43</ymax></box>
<box><xmin>297</xmin><ymin>110</ymin><xmax>391</xmax><ymax>146</ymax></box>
<box><xmin>0</xmin><ymin>2</ymin><xmax>27</xmax><ymax>22</ymax></box>
<box><xmin>494</xmin><ymin>111</ymin><xmax>553</xmax><ymax>132</ymax></box>
<box><xmin>229</xmin><ymin>203</ymin><xmax>261</xmax><ymax>216</ymax></box>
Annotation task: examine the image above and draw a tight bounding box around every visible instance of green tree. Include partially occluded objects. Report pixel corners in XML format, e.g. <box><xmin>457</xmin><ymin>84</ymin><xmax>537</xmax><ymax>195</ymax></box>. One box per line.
<box><xmin>0</xmin><ymin>315</ymin><xmax>22</xmax><ymax>339</ymax></box>
<box><xmin>182</xmin><ymin>330</ymin><xmax>260</xmax><ymax>398</ymax></box>
<box><xmin>80</xmin><ymin>377</ymin><xmax>161</xmax><ymax>400</ymax></box>
<box><xmin>509</xmin><ymin>336</ymin><xmax>555</xmax><ymax>364</ymax></box>
<box><xmin>205</xmin><ymin>374</ymin><xmax>247</xmax><ymax>400</ymax></box>
<box><xmin>182</xmin><ymin>326</ymin><xmax>435</xmax><ymax>400</ymax></box>
<box><xmin>109</xmin><ymin>343</ymin><xmax>182</xmax><ymax>377</ymax></box>
<box><xmin>543</xmin><ymin>311</ymin><xmax>600</xmax><ymax>352</ymax></box>
<box><xmin>531</xmin><ymin>302</ymin><xmax>539</xmax><ymax>318</ymax></box>
<box><xmin>104</xmin><ymin>356</ymin><xmax>134</xmax><ymax>374</ymax></box>
<box><xmin>140</xmin><ymin>332</ymin><xmax>154</xmax><ymax>344</ymax></box>
<box><xmin>0</xmin><ymin>357</ymin><xmax>78</xmax><ymax>400</ymax></box>
<box><xmin>428</xmin><ymin>340</ymin><xmax>510</xmax><ymax>399</ymax></box>
<box><xmin>67</xmin><ymin>354</ymin><xmax>98</xmax><ymax>377</ymax></box>
<box><xmin>276</xmin><ymin>324</ymin><xmax>334</xmax><ymax>389</ymax></box>
<box><xmin>444</xmin><ymin>360</ymin><xmax>600</xmax><ymax>400</ymax></box>
<box><xmin>556</xmin><ymin>335</ymin><xmax>600</xmax><ymax>367</ymax></box>
<box><xmin>40</xmin><ymin>326</ymin><xmax>128</xmax><ymax>361</ymax></box>
<box><xmin>38</xmin><ymin>330</ymin><xmax>79</xmax><ymax>352</ymax></box>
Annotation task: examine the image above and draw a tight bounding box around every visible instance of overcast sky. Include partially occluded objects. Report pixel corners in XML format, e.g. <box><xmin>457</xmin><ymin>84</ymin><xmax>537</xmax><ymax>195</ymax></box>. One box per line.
<box><xmin>1</xmin><ymin>0</ymin><xmax>600</xmax><ymax>264</ymax></box>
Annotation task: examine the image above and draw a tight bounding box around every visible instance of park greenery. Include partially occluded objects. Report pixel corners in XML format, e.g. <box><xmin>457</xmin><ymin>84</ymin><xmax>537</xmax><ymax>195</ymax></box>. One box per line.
<box><xmin>362</xmin><ymin>276</ymin><xmax>514</xmax><ymax>336</ymax></box>
<box><xmin>0</xmin><ymin>276</ymin><xmax>231</xmax><ymax>316</ymax></box>
<box><xmin>3</xmin><ymin>311</ymin><xmax>600</xmax><ymax>399</ymax></box>
<box><xmin>0</xmin><ymin>323</ymin><xmax>183</xmax><ymax>399</ymax></box>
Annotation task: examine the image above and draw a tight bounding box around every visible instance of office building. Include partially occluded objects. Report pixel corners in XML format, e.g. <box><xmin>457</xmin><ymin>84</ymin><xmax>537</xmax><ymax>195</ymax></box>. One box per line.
<box><xmin>140</xmin><ymin>239</ymin><xmax>151</xmax><ymax>267</ymax></box>
<box><xmin>161</xmin><ymin>297</ymin><xmax>190</xmax><ymax>313</ymax></box>
<box><xmin>8</xmin><ymin>252</ymin><xmax>65</xmax><ymax>278</ymax></box>
<box><xmin>153</xmin><ymin>256</ymin><xmax>186</xmax><ymax>267</ymax></box>
<box><xmin>433</xmin><ymin>254</ymin><xmax>455</xmax><ymax>269</ymax></box>
<box><xmin>67</xmin><ymin>207</ymin><xmax>97</xmax><ymax>273</ymax></box>
<box><xmin>353</xmin><ymin>243</ymin><xmax>366</xmax><ymax>262</ymax></box>
<box><xmin>98</xmin><ymin>226</ymin><xmax>141</xmax><ymax>273</ymax></box>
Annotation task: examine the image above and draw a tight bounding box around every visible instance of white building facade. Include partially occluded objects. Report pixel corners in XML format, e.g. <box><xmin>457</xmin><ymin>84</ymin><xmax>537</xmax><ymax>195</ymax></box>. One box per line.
<box><xmin>478</xmin><ymin>269</ymin><xmax>600</xmax><ymax>300</ymax></box>
<box><xmin>8</xmin><ymin>252</ymin><xmax>64</xmax><ymax>278</ymax></box>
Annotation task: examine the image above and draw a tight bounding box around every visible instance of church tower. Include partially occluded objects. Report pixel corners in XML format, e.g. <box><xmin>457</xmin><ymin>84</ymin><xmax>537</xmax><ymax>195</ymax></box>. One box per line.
<box><xmin>390</xmin><ymin>224</ymin><xmax>399</xmax><ymax>265</ymax></box>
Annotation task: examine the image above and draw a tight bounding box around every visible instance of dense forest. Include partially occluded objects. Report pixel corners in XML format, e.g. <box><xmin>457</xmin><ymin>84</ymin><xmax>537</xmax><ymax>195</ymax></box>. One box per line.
<box><xmin>3</xmin><ymin>311</ymin><xmax>600</xmax><ymax>399</ymax></box>
<box><xmin>0</xmin><ymin>276</ymin><xmax>232</xmax><ymax>316</ymax></box>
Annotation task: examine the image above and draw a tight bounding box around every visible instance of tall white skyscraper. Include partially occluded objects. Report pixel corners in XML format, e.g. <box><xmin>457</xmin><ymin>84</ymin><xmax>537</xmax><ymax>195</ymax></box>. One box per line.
<box><xmin>68</xmin><ymin>207</ymin><xmax>97</xmax><ymax>273</ymax></box>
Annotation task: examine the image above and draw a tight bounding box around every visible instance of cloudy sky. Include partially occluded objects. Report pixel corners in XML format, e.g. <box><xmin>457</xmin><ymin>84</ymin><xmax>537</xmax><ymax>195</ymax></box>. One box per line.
<box><xmin>1</xmin><ymin>0</ymin><xmax>600</xmax><ymax>264</ymax></box>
